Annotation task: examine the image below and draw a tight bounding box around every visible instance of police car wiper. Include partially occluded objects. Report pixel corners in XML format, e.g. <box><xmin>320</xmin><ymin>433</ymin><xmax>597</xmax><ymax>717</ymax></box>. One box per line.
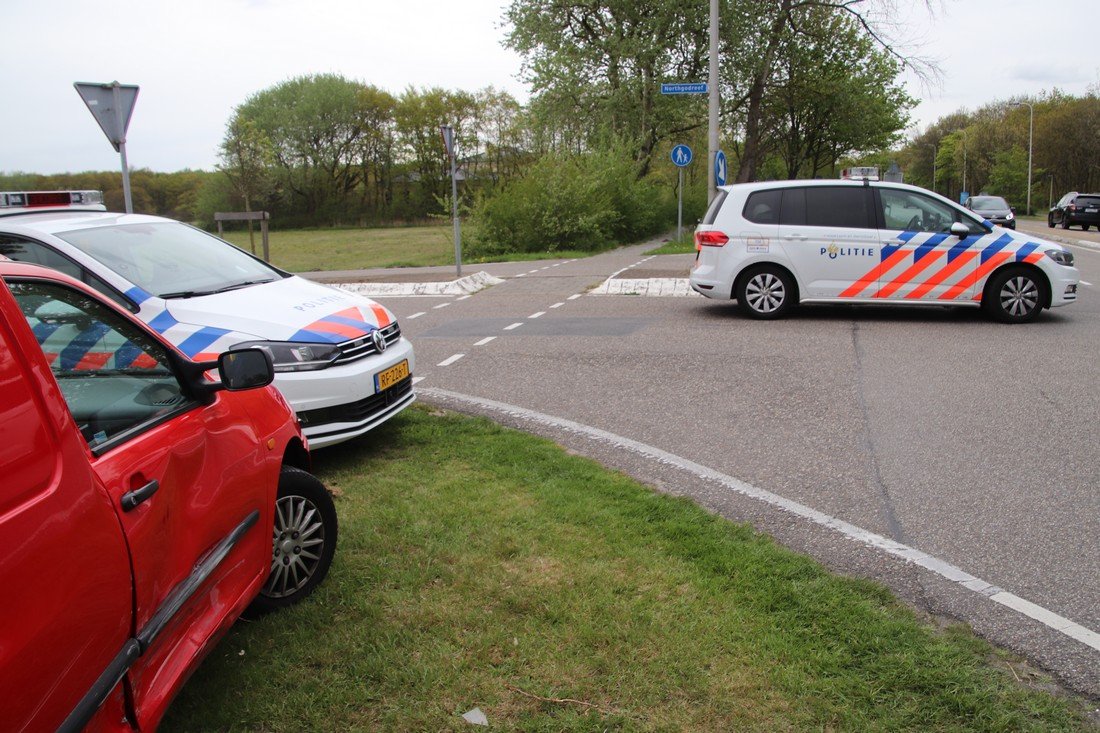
<box><xmin>160</xmin><ymin>279</ymin><xmax>276</xmax><ymax>299</ymax></box>
<box><xmin>206</xmin><ymin>278</ymin><xmax>278</xmax><ymax>294</ymax></box>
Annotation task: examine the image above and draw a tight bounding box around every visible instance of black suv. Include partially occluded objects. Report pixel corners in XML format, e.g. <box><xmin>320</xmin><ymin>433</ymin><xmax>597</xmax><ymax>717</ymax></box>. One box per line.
<box><xmin>1049</xmin><ymin>192</ymin><xmax>1100</xmax><ymax>230</ymax></box>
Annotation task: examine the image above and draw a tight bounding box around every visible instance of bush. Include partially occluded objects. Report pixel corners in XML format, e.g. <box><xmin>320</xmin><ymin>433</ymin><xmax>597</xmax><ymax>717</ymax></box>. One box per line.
<box><xmin>467</xmin><ymin>148</ymin><xmax>665</xmax><ymax>257</ymax></box>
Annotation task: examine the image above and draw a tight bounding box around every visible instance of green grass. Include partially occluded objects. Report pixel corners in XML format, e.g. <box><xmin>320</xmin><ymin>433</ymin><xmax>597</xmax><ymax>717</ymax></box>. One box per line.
<box><xmin>219</xmin><ymin>225</ymin><xmax>646</xmax><ymax>272</ymax></box>
<box><xmin>162</xmin><ymin>407</ymin><xmax>1091</xmax><ymax>732</ymax></box>
<box><xmin>646</xmin><ymin>232</ymin><xmax>696</xmax><ymax>255</ymax></box>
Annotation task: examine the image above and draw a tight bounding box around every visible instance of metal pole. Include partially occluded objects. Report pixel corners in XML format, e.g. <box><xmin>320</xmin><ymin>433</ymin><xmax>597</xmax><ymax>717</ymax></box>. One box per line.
<box><xmin>1025</xmin><ymin>103</ymin><xmax>1034</xmax><ymax>216</ymax></box>
<box><xmin>451</xmin><ymin>151</ymin><xmax>461</xmax><ymax>278</ymax></box>
<box><xmin>112</xmin><ymin>82</ymin><xmax>133</xmax><ymax>213</ymax></box>
<box><xmin>707</xmin><ymin>0</ymin><xmax>719</xmax><ymax>202</ymax></box>
<box><xmin>961</xmin><ymin>129</ymin><xmax>967</xmax><ymax>199</ymax></box>
<box><xmin>677</xmin><ymin>168</ymin><xmax>683</xmax><ymax>241</ymax></box>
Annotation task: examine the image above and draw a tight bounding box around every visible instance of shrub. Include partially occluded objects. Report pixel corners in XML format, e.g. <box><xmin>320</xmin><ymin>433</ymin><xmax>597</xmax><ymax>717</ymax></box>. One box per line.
<box><xmin>468</xmin><ymin>148</ymin><xmax>665</xmax><ymax>257</ymax></box>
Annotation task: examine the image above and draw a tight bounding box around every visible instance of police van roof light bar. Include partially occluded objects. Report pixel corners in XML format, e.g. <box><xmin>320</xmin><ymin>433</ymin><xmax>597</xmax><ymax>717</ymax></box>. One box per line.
<box><xmin>0</xmin><ymin>191</ymin><xmax>104</xmax><ymax>209</ymax></box>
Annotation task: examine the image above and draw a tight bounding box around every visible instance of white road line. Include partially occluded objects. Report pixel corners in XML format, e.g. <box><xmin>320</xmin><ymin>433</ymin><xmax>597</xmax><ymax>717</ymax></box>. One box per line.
<box><xmin>420</xmin><ymin>387</ymin><xmax>1100</xmax><ymax>656</ymax></box>
<box><xmin>474</xmin><ymin>337</ymin><xmax>496</xmax><ymax>346</ymax></box>
<box><xmin>437</xmin><ymin>354</ymin><xmax>465</xmax><ymax>367</ymax></box>
<box><xmin>1081</xmin><ymin>280</ymin><xmax>1094</xmax><ymax>288</ymax></box>
<box><xmin>407</xmin><ymin>312</ymin><xmax>426</xmax><ymax>320</ymax></box>
<box><xmin>528</xmin><ymin>311</ymin><xmax>546</xmax><ymax>319</ymax></box>
<box><xmin>457</xmin><ymin>295</ymin><xmax>472</xmax><ymax>301</ymax></box>
<box><xmin>516</xmin><ymin>273</ymin><xmax>527</xmax><ymax>278</ymax></box>
<box><xmin>433</xmin><ymin>302</ymin><xmax>451</xmax><ymax>309</ymax></box>
<box><xmin>412</xmin><ymin>376</ymin><xmax>426</xmax><ymax>385</ymax></box>
<box><xmin>550</xmin><ymin>302</ymin><xmax>565</xmax><ymax>309</ymax></box>
<box><xmin>568</xmin><ymin>294</ymin><xmax>582</xmax><ymax>300</ymax></box>
<box><xmin>503</xmin><ymin>322</ymin><xmax>524</xmax><ymax>331</ymax></box>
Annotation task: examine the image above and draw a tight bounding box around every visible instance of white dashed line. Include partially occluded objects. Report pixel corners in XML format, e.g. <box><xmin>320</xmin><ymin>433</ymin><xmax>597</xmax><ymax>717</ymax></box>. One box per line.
<box><xmin>412</xmin><ymin>376</ymin><xmax>426</xmax><ymax>385</ymax></box>
<box><xmin>474</xmin><ymin>337</ymin><xmax>496</xmax><ymax>346</ymax></box>
<box><xmin>550</xmin><ymin>302</ymin><xmax>565</xmax><ymax>309</ymax></box>
<box><xmin>568</xmin><ymin>294</ymin><xmax>582</xmax><ymax>300</ymax></box>
<box><xmin>516</xmin><ymin>273</ymin><xmax>526</xmax><ymax>278</ymax></box>
<box><xmin>528</xmin><ymin>311</ymin><xmax>546</xmax><ymax>319</ymax></box>
<box><xmin>420</xmin><ymin>387</ymin><xmax>1100</xmax><ymax>656</ymax></box>
<box><xmin>457</xmin><ymin>295</ymin><xmax>472</xmax><ymax>301</ymax></box>
<box><xmin>1081</xmin><ymin>280</ymin><xmax>1094</xmax><ymax>288</ymax></box>
<box><xmin>433</xmin><ymin>302</ymin><xmax>451</xmax><ymax>309</ymax></box>
<box><xmin>503</xmin><ymin>322</ymin><xmax>524</xmax><ymax>331</ymax></box>
<box><xmin>437</xmin><ymin>354</ymin><xmax>465</xmax><ymax>367</ymax></box>
<box><xmin>407</xmin><ymin>312</ymin><xmax>426</xmax><ymax>320</ymax></box>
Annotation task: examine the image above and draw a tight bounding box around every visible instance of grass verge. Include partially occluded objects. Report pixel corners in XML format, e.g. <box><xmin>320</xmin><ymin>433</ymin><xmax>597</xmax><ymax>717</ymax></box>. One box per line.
<box><xmin>219</xmin><ymin>225</ymin><xmax>648</xmax><ymax>273</ymax></box>
<box><xmin>163</xmin><ymin>406</ymin><xmax>1091</xmax><ymax>731</ymax></box>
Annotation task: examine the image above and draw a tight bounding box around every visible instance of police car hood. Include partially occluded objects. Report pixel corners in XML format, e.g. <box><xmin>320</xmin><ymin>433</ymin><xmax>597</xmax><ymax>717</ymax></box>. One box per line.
<box><xmin>162</xmin><ymin>276</ymin><xmax>392</xmax><ymax>344</ymax></box>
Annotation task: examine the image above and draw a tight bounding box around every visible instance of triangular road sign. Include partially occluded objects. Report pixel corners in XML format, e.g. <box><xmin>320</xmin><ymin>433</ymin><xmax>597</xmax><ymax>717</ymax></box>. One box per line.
<box><xmin>74</xmin><ymin>81</ymin><xmax>139</xmax><ymax>153</ymax></box>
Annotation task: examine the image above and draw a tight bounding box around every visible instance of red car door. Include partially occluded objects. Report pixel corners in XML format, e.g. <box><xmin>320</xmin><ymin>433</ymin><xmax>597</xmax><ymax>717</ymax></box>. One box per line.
<box><xmin>0</xmin><ymin>280</ymin><xmax>134</xmax><ymax>732</ymax></box>
<box><xmin>7</xmin><ymin>276</ymin><xmax>276</xmax><ymax>729</ymax></box>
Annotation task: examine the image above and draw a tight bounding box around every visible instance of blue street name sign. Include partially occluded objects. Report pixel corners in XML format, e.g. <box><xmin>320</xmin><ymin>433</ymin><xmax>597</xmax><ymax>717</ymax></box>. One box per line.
<box><xmin>671</xmin><ymin>144</ymin><xmax>693</xmax><ymax>167</ymax></box>
<box><xmin>661</xmin><ymin>83</ymin><xmax>708</xmax><ymax>95</ymax></box>
<box><xmin>714</xmin><ymin>150</ymin><xmax>727</xmax><ymax>186</ymax></box>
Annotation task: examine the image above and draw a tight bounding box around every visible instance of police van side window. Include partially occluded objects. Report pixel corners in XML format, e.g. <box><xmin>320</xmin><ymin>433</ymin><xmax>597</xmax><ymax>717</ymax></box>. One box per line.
<box><xmin>780</xmin><ymin>188</ymin><xmax>807</xmax><ymax>225</ymax></box>
<box><xmin>8</xmin><ymin>280</ymin><xmax>192</xmax><ymax>452</ymax></box>
<box><xmin>803</xmin><ymin>187</ymin><xmax>873</xmax><ymax>229</ymax></box>
<box><xmin>742</xmin><ymin>190</ymin><xmax>781</xmax><ymax>224</ymax></box>
<box><xmin>0</xmin><ymin>236</ymin><xmax>132</xmax><ymax>310</ymax></box>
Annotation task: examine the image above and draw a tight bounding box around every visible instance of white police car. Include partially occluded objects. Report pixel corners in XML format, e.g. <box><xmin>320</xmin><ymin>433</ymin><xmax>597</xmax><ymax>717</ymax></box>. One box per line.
<box><xmin>690</xmin><ymin>179</ymin><xmax>1080</xmax><ymax>323</ymax></box>
<box><xmin>0</xmin><ymin>191</ymin><xmax>414</xmax><ymax>448</ymax></box>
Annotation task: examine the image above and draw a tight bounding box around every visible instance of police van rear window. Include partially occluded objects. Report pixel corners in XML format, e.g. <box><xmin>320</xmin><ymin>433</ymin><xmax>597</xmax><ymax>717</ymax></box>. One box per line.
<box><xmin>702</xmin><ymin>190</ymin><xmax>728</xmax><ymax>225</ymax></box>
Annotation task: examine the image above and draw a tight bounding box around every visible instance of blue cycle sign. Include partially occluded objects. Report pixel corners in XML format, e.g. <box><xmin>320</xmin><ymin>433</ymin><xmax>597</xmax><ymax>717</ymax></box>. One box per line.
<box><xmin>671</xmin><ymin>144</ymin><xmax>693</xmax><ymax>167</ymax></box>
<box><xmin>714</xmin><ymin>150</ymin><xmax>727</xmax><ymax>186</ymax></box>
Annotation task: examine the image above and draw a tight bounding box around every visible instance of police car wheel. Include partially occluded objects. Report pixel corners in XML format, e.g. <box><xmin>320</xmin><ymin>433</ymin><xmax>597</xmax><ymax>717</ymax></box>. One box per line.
<box><xmin>246</xmin><ymin>466</ymin><xmax>338</xmax><ymax>617</ymax></box>
<box><xmin>983</xmin><ymin>267</ymin><xmax>1044</xmax><ymax>324</ymax></box>
<box><xmin>737</xmin><ymin>266</ymin><xmax>794</xmax><ymax>319</ymax></box>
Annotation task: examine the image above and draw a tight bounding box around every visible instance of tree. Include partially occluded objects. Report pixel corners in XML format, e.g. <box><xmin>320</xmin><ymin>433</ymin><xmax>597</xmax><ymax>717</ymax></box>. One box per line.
<box><xmin>218</xmin><ymin>118</ymin><xmax>276</xmax><ymax>252</ymax></box>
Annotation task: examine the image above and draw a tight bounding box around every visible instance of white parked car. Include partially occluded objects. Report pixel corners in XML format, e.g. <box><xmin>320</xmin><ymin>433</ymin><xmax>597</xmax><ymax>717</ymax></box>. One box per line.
<box><xmin>0</xmin><ymin>191</ymin><xmax>414</xmax><ymax>448</ymax></box>
<box><xmin>690</xmin><ymin>180</ymin><xmax>1080</xmax><ymax>323</ymax></box>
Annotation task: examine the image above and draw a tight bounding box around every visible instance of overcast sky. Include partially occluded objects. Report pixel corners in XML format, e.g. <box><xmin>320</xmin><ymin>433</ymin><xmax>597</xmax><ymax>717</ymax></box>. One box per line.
<box><xmin>2</xmin><ymin>0</ymin><xmax>1096</xmax><ymax>175</ymax></box>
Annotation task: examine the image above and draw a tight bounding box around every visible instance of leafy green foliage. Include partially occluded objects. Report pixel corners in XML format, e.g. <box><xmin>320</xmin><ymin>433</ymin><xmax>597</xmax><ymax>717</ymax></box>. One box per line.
<box><xmin>468</xmin><ymin>148</ymin><xmax>664</xmax><ymax>256</ymax></box>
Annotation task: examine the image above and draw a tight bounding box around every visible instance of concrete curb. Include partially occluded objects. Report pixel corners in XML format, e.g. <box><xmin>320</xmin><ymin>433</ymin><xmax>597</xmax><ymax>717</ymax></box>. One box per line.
<box><xmin>590</xmin><ymin>277</ymin><xmax>701</xmax><ymax>297</ymax></box>
<box><xmin>331</xmin><ymin>270</ymin><xmax>504</xmax><ymax>297</ymax></box>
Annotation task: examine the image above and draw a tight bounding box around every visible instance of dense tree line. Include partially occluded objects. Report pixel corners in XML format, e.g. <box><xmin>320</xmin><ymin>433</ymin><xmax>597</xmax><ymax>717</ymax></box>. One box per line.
<box><xmin>892</xmin><ymin>89</ymin><xmax>1100</xmax><ymax>213</ymax></box>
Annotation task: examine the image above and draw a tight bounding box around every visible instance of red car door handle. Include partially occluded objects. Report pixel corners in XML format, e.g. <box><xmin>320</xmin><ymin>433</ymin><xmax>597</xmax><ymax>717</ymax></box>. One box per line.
<box><xmin>121</xmin><ymin>480</ymin><xmax>160</xmax><ymax>512</ymax></box>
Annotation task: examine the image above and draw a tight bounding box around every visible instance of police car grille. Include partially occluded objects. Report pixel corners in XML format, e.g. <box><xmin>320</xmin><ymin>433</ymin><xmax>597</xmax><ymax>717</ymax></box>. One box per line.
<box><xmin>297</xmin><ymin>375</ymin><xmax>413</xmax><ymax>429</ymax></box>
<box><xmin>333</xmin><ymin>322</ymin><xmax>402</xmax><ymax>365</ymax></box>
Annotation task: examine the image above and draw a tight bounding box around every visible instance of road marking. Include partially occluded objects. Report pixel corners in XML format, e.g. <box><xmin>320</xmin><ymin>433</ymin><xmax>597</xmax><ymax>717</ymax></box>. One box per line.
<box><xmin>504</xmin><ymin>322</ymin><xmax>524</xmax><ymax>331</ymax></box>
<box><xmin>433</xmin><ymin>302</ymin><xmax>451</xmax><ymax>309</ymax></box>
<box><xmin>407</xmin><ymin>312</ymin><xmax>426</xmax><ymax>320</ymax></box>
<box><xmin>437</xmin><ymin>354</ymin><xmax>465</xmax><ymax>367</ymax></box>
<box><xmin>420</xmin><ymin>387</ymin><xmax>1100</xmax><ymax>656</ymax></box>
<box><xmin>568</xmin><ymin>294</ymin><xmax>582</xmax><ymax>300</ymax></box>
<box><xmin>474</xmin><ymin>337</ymin><xmax>496</xmax><ymax>346</ymax></box>
<box><xmin>457</xmin><ymin>295</ymin><xmax>472</xmax><ymax>301</ymax></box>
<box><xmin>528</xmin><ymin>311</ymin><xmax>546</xmax><ymax>319</ymax></box>
<box><xmin>1081</xmin><ymin>280</ymin><xmax>1093</xmax><ymax>288</ymax></box>
<box><xmin>516</xmin><ymin>273</ymin><xmax>527</xmax><ymax>278</ymax></box>
<box><xmin>412</xmin><ymin>376</ymin><xmax>426</xmax><ymax>385</ymax></box>
<box><xmin>550</xmin><ymin>302</ymin><xmax>565</xmax><ymax>309</ymax></box>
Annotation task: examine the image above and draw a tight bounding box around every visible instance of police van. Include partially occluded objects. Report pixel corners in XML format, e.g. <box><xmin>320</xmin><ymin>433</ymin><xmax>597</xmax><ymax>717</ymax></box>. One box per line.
<box><xmin>689</xmin><ymin>179</ymin><xmax>1079</xmax><ymax>323</ymax></box>
<box><xmin>0</xmin><ymin>191</ymin><xmax>415</xmax><ymax>447</ymax></box>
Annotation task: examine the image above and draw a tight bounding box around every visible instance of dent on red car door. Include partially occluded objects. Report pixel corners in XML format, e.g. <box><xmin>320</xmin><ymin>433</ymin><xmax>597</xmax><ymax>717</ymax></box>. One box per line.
<box><xmin>0</xmin><ymin>287</ymin><xmax>133</xmax><ymax>732</ymax></box>
<box><xmin>91</xmin><ymin>405</ymin><xmax>273</xmax><ymax>725</ymax></box>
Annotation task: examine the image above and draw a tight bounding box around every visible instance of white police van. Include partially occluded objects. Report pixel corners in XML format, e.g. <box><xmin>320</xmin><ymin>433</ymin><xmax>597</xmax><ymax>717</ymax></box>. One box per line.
<box><xmin>689</xmin><ymin>180</ymin><xmax>1080</xmax><ymax>323</ymax></box>
<box><xmin>0</xmin><ymin>191</ymin><xmax>414</xmax><ymax>448</ymax></box>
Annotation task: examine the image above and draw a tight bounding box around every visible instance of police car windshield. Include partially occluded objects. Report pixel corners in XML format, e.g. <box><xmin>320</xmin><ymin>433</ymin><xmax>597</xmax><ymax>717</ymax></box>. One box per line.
<box><xmin>56</xmin><ymin>222</ymin><xmax>282</xmax><ymax>299</ymax></box>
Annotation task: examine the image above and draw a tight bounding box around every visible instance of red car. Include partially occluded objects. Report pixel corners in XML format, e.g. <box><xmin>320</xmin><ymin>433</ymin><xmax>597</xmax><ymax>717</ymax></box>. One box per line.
<box><xmin>0</xmin><ymin>261</ymin><xmax>337</xmax><ymax>731</ymax></box>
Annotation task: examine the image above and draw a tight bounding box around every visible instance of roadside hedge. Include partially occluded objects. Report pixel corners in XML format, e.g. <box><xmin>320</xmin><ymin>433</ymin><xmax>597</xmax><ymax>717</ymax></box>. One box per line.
<box><xmin>467</xmin><ymin>149</ymin><xmax>666</xmax><ymax>257</ymax></box>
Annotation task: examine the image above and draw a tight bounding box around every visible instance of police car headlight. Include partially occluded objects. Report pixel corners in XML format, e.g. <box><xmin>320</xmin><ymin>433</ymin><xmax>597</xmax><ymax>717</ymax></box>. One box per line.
<box><xmin>234</xmin><ymin>341</ymin><xmax>340</xmax><ymax>372</ymax></box>
<box><xmin>1045</xmin><ymin>249</ymin><xmax>1074</xmax><ymax>267</ymax></box>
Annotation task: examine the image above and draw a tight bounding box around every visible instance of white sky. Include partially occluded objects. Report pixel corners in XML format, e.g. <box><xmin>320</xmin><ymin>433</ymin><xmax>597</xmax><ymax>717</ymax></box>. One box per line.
<box><xmin>1</xmin><ymin>0</ymin><xmax>1096</xmax><ymax>175</ymax></box>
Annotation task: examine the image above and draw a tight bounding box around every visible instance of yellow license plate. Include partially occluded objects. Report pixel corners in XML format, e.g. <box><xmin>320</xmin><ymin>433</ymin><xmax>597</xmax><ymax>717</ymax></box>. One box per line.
<box><xmin>375</xmin><ymin>359</ymin><xmax>410</xmax><ymax>392</ymax></box>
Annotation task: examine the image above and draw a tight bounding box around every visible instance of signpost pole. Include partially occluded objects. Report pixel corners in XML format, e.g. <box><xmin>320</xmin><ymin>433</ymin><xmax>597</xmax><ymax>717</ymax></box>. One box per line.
<box><xmin>112</xmin><ymin>83</ymin><xmax>133</xmax><ymax>214</ymax></box>
<box><xmin>677</xmin><ymin>168</ymin><xmax>684</xmax><ymax>241</ymax></box>
<box><xmin>440</xmin><ymin>125</ymin><xmax>461</xmax><ymax>278</ymax></box>
<box><xmin>707</xmin><ymin>0</ymin><xmax>719</xmax><ymax>202</ymax></box>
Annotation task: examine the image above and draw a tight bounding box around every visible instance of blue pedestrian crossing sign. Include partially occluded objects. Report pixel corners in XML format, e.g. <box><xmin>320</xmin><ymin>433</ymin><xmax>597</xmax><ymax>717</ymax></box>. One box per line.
<box><xmin>671</xmin><ymin>144</ymin><xmax>693</xmax><ymax>167</ymax></box>
<box><xmin>714</xmin><ymin>150</ymin><xmax>727</xmax><ymax>186</ymax></box>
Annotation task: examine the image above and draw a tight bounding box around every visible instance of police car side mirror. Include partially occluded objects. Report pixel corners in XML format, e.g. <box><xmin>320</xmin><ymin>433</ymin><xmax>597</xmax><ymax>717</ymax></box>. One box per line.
<box><xmin>1010</xmin><ymin>206</ymin><xmax>1017</xmax><ymax>214</ymax></box>
<box><xmin>950</xmin><ymin>222</ymin><xmax>971</xmax><ymax>239</ymax></box>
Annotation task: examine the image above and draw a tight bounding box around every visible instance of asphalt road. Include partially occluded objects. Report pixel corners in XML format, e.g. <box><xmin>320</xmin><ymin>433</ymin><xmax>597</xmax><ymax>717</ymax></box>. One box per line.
<box><xmin>319</xmin><ymin>230</ymin><xmax>1100</xmax><ymax>700</ymax></box>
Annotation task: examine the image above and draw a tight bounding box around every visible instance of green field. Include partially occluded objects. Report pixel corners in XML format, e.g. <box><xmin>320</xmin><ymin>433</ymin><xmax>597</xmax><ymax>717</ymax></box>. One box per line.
<box><xmin>163</xmin><ymin>407</ymin><xmax>1091</xmax><ymax>732</ymax></box>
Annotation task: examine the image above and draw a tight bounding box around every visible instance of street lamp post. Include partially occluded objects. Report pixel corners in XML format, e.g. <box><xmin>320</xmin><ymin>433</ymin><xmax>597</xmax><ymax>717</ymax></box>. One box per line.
<box><xmin>1013</xmin><ymin>101</ymin><xmax>1034</xmax><ymax>216</ymax></box>
<box><xmin>960</xmin><ymin>129</ymin><xmax>967</xmax><ymax>200</ymax></box>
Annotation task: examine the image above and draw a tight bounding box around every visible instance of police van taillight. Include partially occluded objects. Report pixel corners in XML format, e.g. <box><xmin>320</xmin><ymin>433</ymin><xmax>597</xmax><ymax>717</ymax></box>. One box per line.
<box><xmin>695</xmin><ymin>230</ymin><xmax>729</xmax><ymax>248</ymax></box>
<box><xmin>0</xmin><ymin>191</ymin><xmax>104</xmax><ymax>209</ymax></box>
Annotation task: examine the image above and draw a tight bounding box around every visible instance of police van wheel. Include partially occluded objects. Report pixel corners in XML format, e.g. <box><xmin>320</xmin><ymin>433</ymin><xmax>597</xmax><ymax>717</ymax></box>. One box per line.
<box><xmin>246</xmin><ymin>466</ymin><xmax>338</xmax><ymax>617</ymax></box>
<box><xmin>983</xmin><ymin>267</ymin><xmax>1045</xmax><ymax>324</ymax></box>
<box><xmin>736</xmin><ymin>266</ymin><xmax>794</xmax><ymax>319</ymax></box>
